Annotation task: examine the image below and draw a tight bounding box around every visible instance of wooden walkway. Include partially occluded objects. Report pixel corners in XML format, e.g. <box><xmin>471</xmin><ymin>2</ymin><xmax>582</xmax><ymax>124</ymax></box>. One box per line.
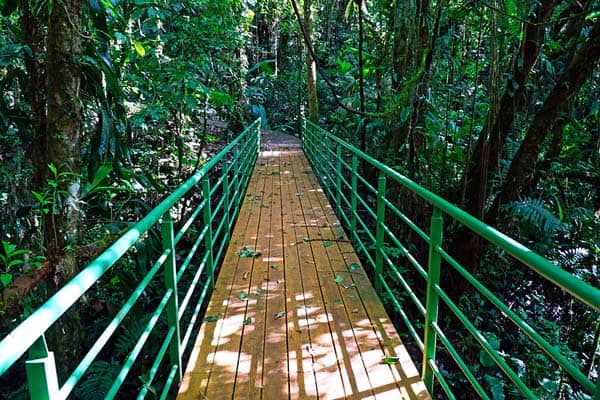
<box><xmin>177</xmin><ymin>145</ymin><xmax>430</xmax><ymax>399</ymax></box>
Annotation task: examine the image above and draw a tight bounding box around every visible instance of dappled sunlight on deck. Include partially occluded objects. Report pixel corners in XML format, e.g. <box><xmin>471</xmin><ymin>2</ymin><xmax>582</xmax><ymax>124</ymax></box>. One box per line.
<box><xmin>177</xmin><ymin>149</ymin><xmax>430</xmax><ymax>399</ymax></box>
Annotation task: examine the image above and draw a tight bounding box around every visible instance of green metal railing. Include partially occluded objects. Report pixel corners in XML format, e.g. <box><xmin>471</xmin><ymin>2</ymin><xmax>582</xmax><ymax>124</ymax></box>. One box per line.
<box><xmin>302</xmin><ymin>118</ymin><xmax>600</xmax><ymax>399</ymax></box>
<box><xmin>0</xmin><ymin>119</ymin><xmax>261</xmax><ymax>399</ymax></box>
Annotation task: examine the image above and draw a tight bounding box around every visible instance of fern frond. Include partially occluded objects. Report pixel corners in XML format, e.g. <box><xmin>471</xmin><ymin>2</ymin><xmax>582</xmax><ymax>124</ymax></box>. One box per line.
<box><xmin>115</xmin><ymin>315</ymin><xmax>151</xmax><ymax>357</ymax></box>
<box><xmin>76</xmin><ymin>360</ymin><xmax>120</xmax><ymax>400</ymax></box>
<box><xmin>510</xmin><ymin>197</ymin><xmax>567</xmax><ymax>235</ymax></box>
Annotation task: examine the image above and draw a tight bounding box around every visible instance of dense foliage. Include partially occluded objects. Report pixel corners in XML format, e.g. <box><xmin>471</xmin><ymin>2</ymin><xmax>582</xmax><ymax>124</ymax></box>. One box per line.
<box><xmin>0</xmin><ymin>0</ymin><xmax>598</xmax><ymax>398</ymax></box>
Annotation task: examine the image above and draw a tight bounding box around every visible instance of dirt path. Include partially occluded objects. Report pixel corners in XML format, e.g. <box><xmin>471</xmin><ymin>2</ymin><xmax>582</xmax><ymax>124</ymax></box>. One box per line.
<box><xmin>260</xmin><ymin>128</ymin><xmax>301</xmax><ymax>150</ymax></box>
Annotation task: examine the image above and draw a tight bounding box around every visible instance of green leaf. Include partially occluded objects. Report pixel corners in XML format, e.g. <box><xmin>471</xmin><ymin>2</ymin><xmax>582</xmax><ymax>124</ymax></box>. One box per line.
<box><xmin>204</xmin><ymin>315</ymin><xmax>220</xmax><ymax>322</ymax></box>
<box><xmin>323</xmin><ymin>241</ymin><xmax>333</xmax><ymax>247</ymax></box>
<box><xmin>243</xmin><ymin>317</ymin><xmax>252</xmax><ymax>325</ymax></box>
<box><xmin>334</xmin><ymin>275</ymin><xmax>344</xmax><ymax>283</ymax></box>
<box><xmin>238</xmin><ymin>292</ymin><xmax>249</xmax><ymax>301</ymax></box>
<box><xmin>236</xmin><ymin>247</ymin><xmax>260</xmax><ymax>258</ymax></box>
<box><xmin>484</xmin><ymin>375</ymin><xmax>505</xmax><ymax>400</ymax></box>
<box><xmin>303</xmin><ymin>236</ymin><xmax>310</xmax><ymax>242</ymax></box>
<box><xmin>348</xmin><ymin>263</ymin><xmax>359</xmax><ymax>271</ymax></box>
<box><xmin>0</xmin><ymin>272</ymin><xmax>13</xmax><ymax>288</ymax></box>
<box><xmin>48</xmin><ymin>163</ymin><xmax>58</xmax><ymax>177</ymax></box>
<box><xmin>273</xmin><ymin>311</ymin><xmax>286</xmax><ymax>320</ymax></box>
<box><xmin>133</xmin><ymin>41</ymin><xmax>146</xmax><ymax>57</ymax></box>
<box><xmin>382</xmin><ymin>356</ymin><xmax>399</xmax><ymax>364</ymax></box>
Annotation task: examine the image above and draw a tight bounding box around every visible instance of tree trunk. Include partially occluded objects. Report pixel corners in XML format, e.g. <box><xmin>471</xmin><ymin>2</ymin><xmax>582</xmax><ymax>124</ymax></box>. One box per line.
<box><xmin>44</xmin><ymin>0</ymin><xmax>84</xmax><ymax>377</ymax></box>
<box><xmin>304</xmin><ymin>0</ymin><xmax>319</xmax><ymax>122</ymax></box>
<box><xmin>461</xmin><ymin>1</ymin><xmax>558</xmax><ymax>219</ymax></box>
<box><xmin>357</xmin><ymin>0</ymin><xmax>367</xmax><ymax>152</ymax></box>
<box><xmin>490</xmin><ymin>20</ymin><xmax>600</xmax><ymax>221</ymax></box>
<box><xmin>21</xmin><ymin>2</ymin><xmax>48</xmax><ymax>190</ymax></box>
<box><xmin>45</xmin><ymin>0</ymin><xmax>84</xmax><ymax>272</ymax></box>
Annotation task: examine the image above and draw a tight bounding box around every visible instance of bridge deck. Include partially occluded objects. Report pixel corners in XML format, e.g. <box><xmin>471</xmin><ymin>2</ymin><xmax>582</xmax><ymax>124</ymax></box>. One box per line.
<box><xmin>178</xmin><ymin>147</ymin><xmax>430</xmax><ymax>399</ymax></box>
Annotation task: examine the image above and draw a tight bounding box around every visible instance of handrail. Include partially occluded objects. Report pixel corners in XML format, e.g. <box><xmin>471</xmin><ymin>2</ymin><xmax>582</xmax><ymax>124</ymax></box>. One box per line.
<box><xmin>302</xmin><ymin>118</ymin><xmax>600</xmax><ymax>399</ymax></box>
<box><xmin>0</xmin><ymin>119</ymin><xmax>261</xmax><ymax>399</ymax></box>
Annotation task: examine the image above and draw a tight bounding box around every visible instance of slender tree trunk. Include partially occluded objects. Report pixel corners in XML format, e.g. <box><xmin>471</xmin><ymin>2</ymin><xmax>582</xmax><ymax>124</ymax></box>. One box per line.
<box><xmin>46</xmin><ymin>0</ymin><xmax>84</xmax><ymax>271</ymax></box>
<box><xmin>357</xmin><ymin>0</ymin><xmax>367</xmax><ymax>152</ymax></box>
<box><xmin>304</xmin><ymin>0</ymin><xmax>319</xmax><ymax>122</ymax></box>
<box><xmin>22</xmin><ymin>3</ymin><xmax>48</xmax><ymax>190</ymax></box>
<box><xmin>45</xmin><ymin>0</ymin><xmax>84</xmax><ymax>376</ymax></box>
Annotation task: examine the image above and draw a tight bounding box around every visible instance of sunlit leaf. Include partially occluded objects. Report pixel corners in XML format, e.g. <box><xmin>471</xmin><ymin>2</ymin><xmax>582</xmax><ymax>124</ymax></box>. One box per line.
<box><xmin>133</xmin><ymin>41</ymin><xmax>146</xmax><ymax>57</ymax></box>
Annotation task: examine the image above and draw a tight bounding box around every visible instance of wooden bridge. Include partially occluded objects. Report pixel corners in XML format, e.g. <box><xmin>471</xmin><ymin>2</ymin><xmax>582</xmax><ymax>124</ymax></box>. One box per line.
<box><xmin>1</xmin><ymin>119</ymin><xmax>598</xmax><ymax>400</ymax></box>
<box><xmin>177</xmin><ymin>139</ymin><xmax>430</xmax><ymax>399</ymax></box>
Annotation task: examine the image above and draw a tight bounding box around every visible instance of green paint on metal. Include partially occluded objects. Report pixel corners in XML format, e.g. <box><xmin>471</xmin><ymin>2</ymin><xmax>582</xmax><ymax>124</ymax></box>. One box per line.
<box><xmin>0</xmin><ymin>119</ymin><xmax>261</xmax><ymax>398</ymax></box>
<box><xmin>422</xmin><ymin>207</ymin><xmax>442</xmax><ymax>392</ymax></box>
<box><xmin>301</xmin><ymin>117</ymin><xmax>600</xmax><ymax>399</ymax></box>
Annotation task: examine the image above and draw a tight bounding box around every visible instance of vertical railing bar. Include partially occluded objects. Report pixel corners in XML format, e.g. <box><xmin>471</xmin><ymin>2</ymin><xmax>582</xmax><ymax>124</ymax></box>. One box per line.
<box><xmin>335</xmin><ymin>144</ymin><xmax>342</xmax><ymax>212</ymax></box>
<box><xmin>202</xmin><ymin>177</ymin><xmax>215</xmax><ymax>289</ymax></box>
<box><xmin>375</xmin><ymin>174</ymin><xmax>386</xmax><ymax>291</ymax></box>
<box><xmin>423</xmin><ymin>207</ymin><xmax>443</xmax><ymax>392</ymax></box>
<box><xmin>350</xmin><ymin>154</ymin><xmax>359</xmax><ymax>234</ymax></box>
<box><xmin>161</xmin><ymin>213</ymin><xmax>182</xmax><ymax>387</ymax></box>
<box><xmin>222</xmin><ymin>160</ymin><xmax>231</xmax><ymax>244</ymax></box>
<box><xmin>26</xmin><ymin>335</ymin><xmax>60</xmax><ymax>400</ymax></box>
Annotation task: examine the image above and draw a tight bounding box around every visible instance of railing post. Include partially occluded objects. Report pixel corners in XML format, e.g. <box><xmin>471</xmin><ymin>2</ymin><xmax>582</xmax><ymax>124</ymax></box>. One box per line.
<box><xmin>375</xmin><ymin>174</ymin><xmax>386</xmax><ymax>291</ymax></box>
<box><xmin>256</xmin><ymin>120</ymin><xmax>261</xmax><ymax>156</ymax></box>
<box><xmin>335</xmin><ymin>144</ymin><xmax>342</xmax><ymax>210</ymax></box>
<box><xmin>350</xmin><ymin>154</ymin><xmax>358</xmax><ymax>234</ymax></box>
<box><xmin>422</xmin><ymin>207</ymin><xmax>443</xmax><ymax>392</ymax></box>
<box><xmin>233</xmin><ymin>144</ymin><xmax>241</xmax><ymax>211</ymax></box>
<box><xmin>161</xmin><ymin>213</ymin><xmax>182</xmax><ymax>384</ymax></box>
<box><xmin>222</xmin><ymin>161</ymin><xmax>232</xmax><ymax>240</ymax></box>
<box><xmin>321</xmin><ymin>137</ymin><xmax>330</xmax><ymax>188</ymax></box>
<box><xmin>202</xmin><ymin>177</ymin><xmax>215</xmax><ymax>288</ymax></box>
<box><xmin>25</xmin><ymin>335</ymin><xmax>60</xmax><ymax>400</ymax></box>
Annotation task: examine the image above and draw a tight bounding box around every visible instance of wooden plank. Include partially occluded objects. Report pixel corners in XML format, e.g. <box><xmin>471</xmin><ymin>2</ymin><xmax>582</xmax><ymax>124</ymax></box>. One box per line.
<box><xmin>178</xmin><ymin>148</ymin><xmax>430</xmax><ymax>400</ymax></box>
<box><xmin>298</xmin><ymin>154</ymin><xmax>430</xmax><ymax>399</ymax></box>
<box><xmin>278</xmin><ymin>150</ymin><xmax>319</xmax><ymax>400</ymax></box>
<box><xmin>234</xmin><ymin>154</ymin><xmax>278</xmax><ymax>399</ymax></box>
<box><xmin>260</xmin><ymin>154</ymin><xmax>292</xmax><ymax>399</ymax></box>
<box><xmin>178</xmin><ymin>159</ymin><xmax>267</xmax><ymax>399</ymax></box>
<box><xmin>292</xmin><ymin>153</ymin><xmax>355</xmax><ymax>400</ymax></box>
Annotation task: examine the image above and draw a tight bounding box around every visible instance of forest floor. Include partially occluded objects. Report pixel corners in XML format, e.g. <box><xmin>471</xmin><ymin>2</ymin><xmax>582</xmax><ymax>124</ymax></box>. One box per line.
<box><xmin>260</xmin><ymin>128</ymin><xmax>301</xmax><ymax>149</ymax></box>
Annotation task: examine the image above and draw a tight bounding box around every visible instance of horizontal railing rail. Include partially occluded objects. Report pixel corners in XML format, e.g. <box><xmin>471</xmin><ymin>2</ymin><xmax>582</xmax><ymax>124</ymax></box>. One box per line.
<box><xmin>302</xmin><ymin>118</ymin><xmax>600</xmax><ymax>399</ymax></box>
<box><xmin>0</xmin><ymin>119</ymin><xmax>261</xmax><ymax>399</ymax></box>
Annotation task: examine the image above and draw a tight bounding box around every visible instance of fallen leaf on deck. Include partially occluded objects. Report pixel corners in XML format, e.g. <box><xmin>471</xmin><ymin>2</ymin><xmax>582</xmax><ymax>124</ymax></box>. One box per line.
<box><xmin>382</xmin><ymin>356</ymin><xmax>400</xmax><ymax>364</ymax></box>
<box><xmin>273</xmin><ymin>311</ymin><xmax>286</xmax><ymax>320</ymax></box>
